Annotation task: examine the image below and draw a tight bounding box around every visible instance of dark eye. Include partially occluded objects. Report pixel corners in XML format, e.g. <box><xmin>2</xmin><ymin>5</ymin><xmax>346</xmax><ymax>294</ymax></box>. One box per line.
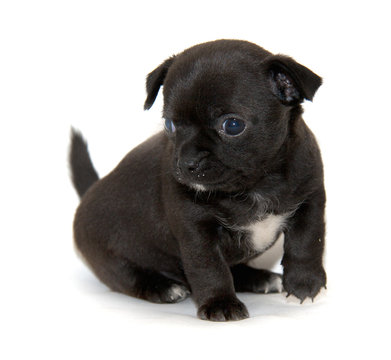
<box><xmin>164</xmin><ymin>118</ymin><xmax>176</xmax><ymax>133</ymax></box>
<box><xmin>222</xmin><ymin>118</ymin><xmax>246</xmax><ymax>136</ymax></box>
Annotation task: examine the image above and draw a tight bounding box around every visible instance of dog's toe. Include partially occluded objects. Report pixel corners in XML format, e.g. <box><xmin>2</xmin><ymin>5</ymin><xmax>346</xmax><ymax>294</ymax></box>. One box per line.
<box><xmin>197</xmin><ymin>296</ymin><xmax>249</xmax><ymax>322</ymax></box>
<box><xmin>164</xmin><ymin>284</ymin><xmax>191</xmax><ymax>303</ymax></box>
<box><xmin>254</xmin><ymin>273</ymin><xmax>283</xmax><ymax>294</ymax></box>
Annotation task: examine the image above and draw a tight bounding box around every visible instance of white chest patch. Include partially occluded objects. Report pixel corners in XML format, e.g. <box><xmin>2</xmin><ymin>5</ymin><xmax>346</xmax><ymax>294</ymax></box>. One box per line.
<box><xmin>243</xmin><ymin>214</ymin><xmax>287</xmax><ymax>253</ymax></box>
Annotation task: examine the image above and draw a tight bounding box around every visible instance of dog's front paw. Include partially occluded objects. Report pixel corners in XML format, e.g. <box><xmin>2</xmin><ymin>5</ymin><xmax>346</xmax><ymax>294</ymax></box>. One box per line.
<box><xmin>197</xmin><ymin>296</ymin><xmax>249</xmax><ymax>321</ymax></box>
<box><xmin>283</xmin><ymin>264</ymin><xmax>326</xmax><ymax>303</ymax></box>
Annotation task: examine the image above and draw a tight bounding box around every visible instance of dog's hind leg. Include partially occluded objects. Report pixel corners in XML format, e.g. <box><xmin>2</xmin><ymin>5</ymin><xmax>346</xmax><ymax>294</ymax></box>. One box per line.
<box><xmin>83</xmin><ymin>252</ymin><xmax>191</xmax><ymax>304</ymax></box>
<box><xmin>231</xmin><ymin>264</ymin><xmax>283</xmax><ymax>294</ymax></box>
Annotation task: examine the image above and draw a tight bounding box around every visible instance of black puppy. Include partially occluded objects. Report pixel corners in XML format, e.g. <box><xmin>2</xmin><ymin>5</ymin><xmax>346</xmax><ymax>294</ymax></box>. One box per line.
<box><xmin>70</xmin><ymin>39</ymin><xmax>326</xmax><ymax>321</ymax></box>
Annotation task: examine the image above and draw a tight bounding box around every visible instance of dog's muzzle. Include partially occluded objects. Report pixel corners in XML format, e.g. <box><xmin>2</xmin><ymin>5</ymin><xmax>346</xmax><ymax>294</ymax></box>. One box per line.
<box><xmin>179</xmin><ymin>156</ymin><xmax>208</xmax><ymax>180</ymax></box>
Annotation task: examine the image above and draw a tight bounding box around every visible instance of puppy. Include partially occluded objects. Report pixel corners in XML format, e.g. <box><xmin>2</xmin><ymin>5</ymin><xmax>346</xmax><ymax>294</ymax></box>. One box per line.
<box><xmin>70</xmin><ymin>39</ymin><xmax>326</xmax><ymax>321</ymax></box>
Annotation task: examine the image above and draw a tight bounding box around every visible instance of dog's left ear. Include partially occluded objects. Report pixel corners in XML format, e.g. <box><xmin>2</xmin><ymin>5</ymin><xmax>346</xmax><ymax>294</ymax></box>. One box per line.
<box><xmin>265</xmin><ymin>55</ymin><xmax>322</xmax><ymax>105</ymax></box>
<box><xmin>144</xmin><ymin>57</ymin><xmax>175</xmax><ymax>110</ymax></box>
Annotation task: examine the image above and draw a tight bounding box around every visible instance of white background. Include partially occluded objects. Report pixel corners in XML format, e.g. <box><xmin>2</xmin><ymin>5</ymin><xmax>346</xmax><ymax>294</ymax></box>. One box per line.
<box><xmin>1</xmin><ymin>1</ymin><xmax>390</xmax><ymax>359</ymax></box>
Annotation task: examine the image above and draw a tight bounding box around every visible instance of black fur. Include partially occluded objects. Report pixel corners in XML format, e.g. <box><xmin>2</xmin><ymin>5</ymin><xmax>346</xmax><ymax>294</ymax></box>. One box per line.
<box><xmin>70</xmin><ymin>40</ymin><xmax>326</xmax><ymax>321</ymax></box>
<box><xmin>69</xmin><ymin>129</ymin><xmax>99</xmax><ymax>198</ymax></box>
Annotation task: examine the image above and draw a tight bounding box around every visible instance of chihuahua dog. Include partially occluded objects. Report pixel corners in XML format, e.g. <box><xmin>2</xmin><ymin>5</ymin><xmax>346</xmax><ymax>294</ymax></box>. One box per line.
<box><xmin>70</xmin><ymin>39</ymin><xmax>326</xmax><ymax>321</ymax></box>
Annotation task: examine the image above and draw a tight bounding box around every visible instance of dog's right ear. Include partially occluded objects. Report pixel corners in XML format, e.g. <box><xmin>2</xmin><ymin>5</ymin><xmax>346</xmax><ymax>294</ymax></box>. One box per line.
<box><xmin>144</xmin><ymin>57</ymin><xmax>175</xmax><ymax>110</ymax></box>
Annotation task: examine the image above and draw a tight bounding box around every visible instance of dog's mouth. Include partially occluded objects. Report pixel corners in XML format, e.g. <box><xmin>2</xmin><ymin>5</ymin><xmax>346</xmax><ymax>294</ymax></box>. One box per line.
<box><xmin>174</xmin><ymin>168</ymin><xmax>212</xmax><ymax>190</ymax></box>
<box><xmin>173</xmin><ymin>167</ymin><xmax>243</xmax><ymax>193</ymax></box>
<box><xmin>172</xmin><ymin>154</ymin><xmax>253</xmax><ymax>193</ymax></box>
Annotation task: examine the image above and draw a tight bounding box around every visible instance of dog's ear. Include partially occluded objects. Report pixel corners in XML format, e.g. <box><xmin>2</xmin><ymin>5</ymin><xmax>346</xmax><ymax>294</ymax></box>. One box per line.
<box><xmin>144</xmin><ymin>57</ymin><xmax>175</xmax><ymax>110</ymax></box>
<box><xmin>265</xmin><ymin>55</ymin><xmax>322</xmax><ymax>105</ymax></box>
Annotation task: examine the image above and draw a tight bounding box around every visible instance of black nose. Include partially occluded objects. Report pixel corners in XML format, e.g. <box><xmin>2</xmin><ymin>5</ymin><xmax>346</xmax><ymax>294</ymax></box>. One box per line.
<box><xmin>179</xmin><ymin>151</ymin><xmax>209</xmax><ymax>176</ymax></box>
<box><xmin>184</xmin><ymin>159</ymin><xmax>199</xmax><ymax>173</ymax></box>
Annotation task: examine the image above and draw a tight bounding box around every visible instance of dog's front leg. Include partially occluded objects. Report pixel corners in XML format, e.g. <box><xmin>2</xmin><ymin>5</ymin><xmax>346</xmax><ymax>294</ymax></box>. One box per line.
<box><xmin>282</xmin><ymin>188</ymin><xmax>327</xmax><ymax>302</ymax></box>
<box><xmin>178</xmin><ymin>219</ymin><xmax>249</xmax><ymax>321</ymax></box>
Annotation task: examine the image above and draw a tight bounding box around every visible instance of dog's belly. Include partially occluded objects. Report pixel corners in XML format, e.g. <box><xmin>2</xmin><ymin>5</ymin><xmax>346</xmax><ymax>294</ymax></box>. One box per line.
<box><xmin>242</xmin><ymin>214</ymin><xmax>287</xmax><ymax>269</ymax></box>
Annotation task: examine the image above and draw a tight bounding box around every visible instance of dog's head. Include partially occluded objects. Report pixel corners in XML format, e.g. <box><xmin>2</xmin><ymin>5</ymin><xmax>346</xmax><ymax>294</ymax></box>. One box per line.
<box><xmin>144</xmin><ymin>40</ymin><xmax>322</xmax><ymax>193</ymax></box>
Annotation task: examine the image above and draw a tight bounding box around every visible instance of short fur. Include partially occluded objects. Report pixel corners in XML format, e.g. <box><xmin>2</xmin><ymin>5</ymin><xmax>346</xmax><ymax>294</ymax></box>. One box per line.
<box><xmin>70</xmin><ymin>40</ymin><xmax>326</xmax><ymax>321</ymax></box>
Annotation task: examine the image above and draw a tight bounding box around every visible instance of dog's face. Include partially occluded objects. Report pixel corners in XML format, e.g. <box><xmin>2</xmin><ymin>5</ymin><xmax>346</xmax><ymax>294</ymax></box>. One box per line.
<box><xmin>144</xmin><ymin>40</ymin><xmax>322</xmax><ymax>192</ymax></box>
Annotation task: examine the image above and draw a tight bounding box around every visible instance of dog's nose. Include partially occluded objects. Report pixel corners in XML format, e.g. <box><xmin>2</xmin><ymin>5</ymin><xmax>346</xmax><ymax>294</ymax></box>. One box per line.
<box><xmin>180</xmin><ymin>151</ymin><xmax>209</xmax><ymax>176</ymax></box>
<box><xmin>184</xmin><ymin>159</ymin><xmax>199</xmax><ymax>173</ymax></box>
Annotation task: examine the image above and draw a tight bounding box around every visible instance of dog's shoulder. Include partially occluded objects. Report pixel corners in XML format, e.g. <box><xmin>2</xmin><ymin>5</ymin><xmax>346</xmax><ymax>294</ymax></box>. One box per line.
<box><xmin>284</xmin><ymin>116</ymin><xmax>324</xmax><ymax>195</ymax></box>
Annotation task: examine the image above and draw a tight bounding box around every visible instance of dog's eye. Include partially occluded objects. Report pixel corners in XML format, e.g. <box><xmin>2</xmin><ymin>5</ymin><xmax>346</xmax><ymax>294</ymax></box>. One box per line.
<box><xmin>164</xmin><ymin>118</ymin><xmax>176</xmax><ymax>134</ymax></box>
<box><xmin>222</xmin><ymin>118</ymin><xmax>246</xmax><ymax>136</ymax></box>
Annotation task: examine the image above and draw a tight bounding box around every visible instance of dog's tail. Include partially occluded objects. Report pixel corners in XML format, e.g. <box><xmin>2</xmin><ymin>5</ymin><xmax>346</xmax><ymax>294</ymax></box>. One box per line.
<box><xmin>69</xmin><ymin>128</ymin><xmax>99</xmax><ymax>198</ymax></box>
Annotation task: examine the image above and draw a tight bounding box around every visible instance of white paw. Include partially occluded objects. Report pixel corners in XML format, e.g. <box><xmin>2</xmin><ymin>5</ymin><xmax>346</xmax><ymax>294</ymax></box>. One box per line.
<box><xmin>166</xmin><ymin>284</ymin><xmax>190</xmax><ymax>303</ymax></box>
<box><xmin>265</xmin><ymin>274</ymin><xmax>283</xmax><ymax>293</ymax></box>
<box><xmin>254</xmin><ymin>273</ymin><xmax>283</xmax><ymax>294</ymax></box>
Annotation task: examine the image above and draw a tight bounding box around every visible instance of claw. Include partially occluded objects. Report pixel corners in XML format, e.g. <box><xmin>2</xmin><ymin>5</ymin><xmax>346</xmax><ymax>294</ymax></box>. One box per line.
<box><xmin>300</xmin><ymin>298</ymin><xmax>305</xmax><ymax>304</ymax></box>
<box><xmin>286</xmin><ymin>293</ymin><xmax>291</xmax><ymax>298</ymax></box>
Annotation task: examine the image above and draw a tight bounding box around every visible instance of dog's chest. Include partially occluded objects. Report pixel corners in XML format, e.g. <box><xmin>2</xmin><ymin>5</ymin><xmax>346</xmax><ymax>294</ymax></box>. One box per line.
<box><xmin>242</xmin><ymin>214</ymin><xmax>287</xmax><ymax>253</ymax></box>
